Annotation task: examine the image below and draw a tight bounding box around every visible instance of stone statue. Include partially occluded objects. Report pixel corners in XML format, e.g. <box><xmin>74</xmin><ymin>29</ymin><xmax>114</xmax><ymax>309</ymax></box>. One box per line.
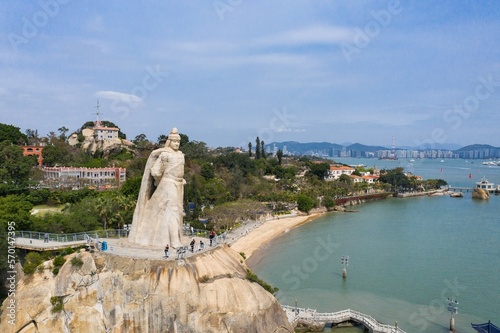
<box><xmin>128</xmin><ymin>128</ymin><xmax>185</xmax><ymax>247</ymax></box>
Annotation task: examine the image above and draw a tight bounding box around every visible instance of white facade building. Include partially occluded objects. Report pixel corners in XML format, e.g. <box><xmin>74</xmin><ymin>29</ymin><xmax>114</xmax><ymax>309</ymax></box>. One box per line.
<box><xmin>43</xmin><ymin>166</ymin><xmax>126</xmax><ymax>189</ymax></box>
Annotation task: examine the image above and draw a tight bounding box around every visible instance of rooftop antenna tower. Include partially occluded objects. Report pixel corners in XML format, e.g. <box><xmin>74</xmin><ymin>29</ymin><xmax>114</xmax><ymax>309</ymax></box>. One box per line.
<box><xmin>93</xmin><ymin>99</ymin><xmax>103</xmax><ymax>127</ymax></box>
<box><xmin>391</xmin><ymin>136</ymin><xmax>396</xmax><ymax>160</ymax></box>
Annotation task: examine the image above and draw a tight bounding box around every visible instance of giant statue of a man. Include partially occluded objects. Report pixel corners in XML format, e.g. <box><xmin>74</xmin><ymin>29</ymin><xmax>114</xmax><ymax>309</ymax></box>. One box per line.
<box><xmin>128</xmin><ymin>128</ymin><xmax>185</xmax><ymax>248</ymax></box>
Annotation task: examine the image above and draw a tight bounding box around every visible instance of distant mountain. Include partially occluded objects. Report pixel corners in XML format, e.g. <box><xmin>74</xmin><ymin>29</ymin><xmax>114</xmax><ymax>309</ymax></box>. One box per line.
<box><xmin>347</xmin><ymin>143</ymin><xmax>388</xmax><ymax>152</ymax></box>
<box><xmin>267</xmin><ymin>141</ymin><xmax>341</xmax><ymax>152</ymax></box>
<box><xmin>412</xmin><ymin>143</ymin><xmax>463</xmax><ymax>150</ymax></box>
<box><xmin>266</xmin><ymin>141</ymin><xmax>500</xmax><ymax>157</ymax></box>
<box><xmin>455</xmin><ymin>144</ymin><xmax>498</xmax><ymax>152</ymax></box>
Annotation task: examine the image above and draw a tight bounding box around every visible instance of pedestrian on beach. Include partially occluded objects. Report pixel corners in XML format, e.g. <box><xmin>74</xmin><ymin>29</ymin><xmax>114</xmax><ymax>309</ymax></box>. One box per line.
<box><xmin>190</xmin><ymin>239</ymin><xmax>195</xmax><ymax>252</ymax></box>
<box><xmin>190</xmin><ymin>226</ymin><xmax>194</xmax><ymax>236</ymax></box>
<box><xmin>200</xmin><ymin>240</ymin><xmax>204</xmax><ymax>251</ymax></box>
<box><xmin>164</xmin><ymin>244</ymin><xmax>170</xmax><ymax>258</ymax></box>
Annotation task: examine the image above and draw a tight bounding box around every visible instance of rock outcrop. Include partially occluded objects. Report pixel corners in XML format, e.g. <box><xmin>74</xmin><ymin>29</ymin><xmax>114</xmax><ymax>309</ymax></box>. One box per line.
<box><xmin>472</xmin><ymin>188</ymin><xmax>489</xmax><ymax>200</ymax></box>
<box><xmin>0</xmin><ymin>247</ymin><xmax>293</xmax><ymax>333</ymax></box>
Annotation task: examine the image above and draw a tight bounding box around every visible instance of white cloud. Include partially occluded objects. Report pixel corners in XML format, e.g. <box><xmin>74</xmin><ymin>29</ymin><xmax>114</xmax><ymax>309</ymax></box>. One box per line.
<box><xmin>257</xmin><ymin>25</ymin><xmax>354</xmax><ymax>46</ymax></box>
<box><xmin>275</xmin><ymin>127</ymin><xmax>306</xmax><ymax>133</ymax></box>
<box><xmin>95</xmin><ymin>91</ymin><xmax>142</xmax><ymax>104</ymax></box>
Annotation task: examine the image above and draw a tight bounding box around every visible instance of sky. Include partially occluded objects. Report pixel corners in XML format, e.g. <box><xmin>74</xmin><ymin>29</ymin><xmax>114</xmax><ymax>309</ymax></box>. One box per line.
<box><xmin>1</xmin><ymin>0</ymin><xmax>499</xmax><ymax>149</ymax></box>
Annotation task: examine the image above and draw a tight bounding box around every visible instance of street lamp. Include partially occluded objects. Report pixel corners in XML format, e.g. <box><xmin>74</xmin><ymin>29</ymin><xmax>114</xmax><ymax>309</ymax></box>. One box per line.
<box><xmin>341</xmin><ymin>255</ymin><xmax>349</xmax><ymax>279</ymax></box>
<box><xmin>447</xmin><ymin>298</ymin><xmax>458</xmax><ymax>331</ymax></box>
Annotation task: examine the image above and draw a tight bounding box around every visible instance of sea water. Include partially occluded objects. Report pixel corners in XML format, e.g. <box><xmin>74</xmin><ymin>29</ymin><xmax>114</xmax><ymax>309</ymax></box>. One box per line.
<box><xmin>251</xmin><ymin>159</ymin><xmax>500</xmax><ymax>333</ymax></box>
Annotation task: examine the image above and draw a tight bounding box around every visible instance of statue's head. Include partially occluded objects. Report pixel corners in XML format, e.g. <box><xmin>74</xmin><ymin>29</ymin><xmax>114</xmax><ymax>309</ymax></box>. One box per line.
<box><xmin>166</xmin><ymin>127</ymin><xmax>181</xmax><ymax>151</ymax></box>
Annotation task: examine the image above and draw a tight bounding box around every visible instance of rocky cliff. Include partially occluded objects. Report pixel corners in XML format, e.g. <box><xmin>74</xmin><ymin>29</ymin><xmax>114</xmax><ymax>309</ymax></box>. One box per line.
<box><xmin>0</xmin><ymin>246</ymin><xmax>293</xmax><ymax>333</ymax></box>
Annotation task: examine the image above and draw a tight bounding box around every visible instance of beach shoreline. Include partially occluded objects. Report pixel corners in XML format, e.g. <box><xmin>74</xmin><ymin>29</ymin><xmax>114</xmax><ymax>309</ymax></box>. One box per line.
<box><xmin>231</xmin><ymin>212</ymin><xmax>324</xmax><ymax>265</ymax></box>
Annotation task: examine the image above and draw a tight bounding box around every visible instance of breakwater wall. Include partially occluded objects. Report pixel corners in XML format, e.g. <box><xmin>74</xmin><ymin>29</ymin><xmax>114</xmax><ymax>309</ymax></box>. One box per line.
<box><xmin>333</xmin><ymin>192</ymin><xmax>392</xmax><ymax>207</ymax></box>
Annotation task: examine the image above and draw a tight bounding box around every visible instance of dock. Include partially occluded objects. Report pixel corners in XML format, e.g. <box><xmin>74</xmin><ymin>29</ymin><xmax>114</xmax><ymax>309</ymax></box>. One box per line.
<box><xmin>283</xmin><ymin>305</ymin><xmax>406</xmax><ymax>333</ymax></box>
<box><xmin>447</xmin><ymin>186</ymin><xmax>473</xmax><ymax>192</ymax></box>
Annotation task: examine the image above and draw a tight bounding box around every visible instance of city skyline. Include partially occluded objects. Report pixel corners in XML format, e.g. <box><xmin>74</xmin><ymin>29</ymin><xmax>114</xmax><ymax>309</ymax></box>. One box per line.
<box><xmin>1</xmin><ymin>1</ymin><xmax>500</xmax><ymax>148</ymax></box>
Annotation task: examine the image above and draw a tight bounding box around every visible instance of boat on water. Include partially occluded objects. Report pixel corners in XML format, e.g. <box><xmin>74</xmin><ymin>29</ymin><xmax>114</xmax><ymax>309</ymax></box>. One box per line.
<box><xmin>475</xmin><ymin>177</ymin><xmax>496</xmax><ymax>193</ymax></box>
<box><xmin>482</xmin><ymin>160</ymin><xmax>500</xmax><ymax>166</ymax></box>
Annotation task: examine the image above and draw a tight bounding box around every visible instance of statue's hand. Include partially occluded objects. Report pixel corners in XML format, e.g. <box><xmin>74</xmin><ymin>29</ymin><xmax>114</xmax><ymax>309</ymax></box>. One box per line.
<box><xmin>182</xmin><ymin>179</ymin><xmax>187</xmax><ymax>185</ymax></box>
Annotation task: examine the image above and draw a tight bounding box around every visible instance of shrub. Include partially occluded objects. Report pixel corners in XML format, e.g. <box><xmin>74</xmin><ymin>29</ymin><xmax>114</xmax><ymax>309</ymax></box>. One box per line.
<box><xmin>50</xmin><ymin>296</ymin><xmax>64</xmax><ymax>313</ymax></box>
<box><xmin>70</xmin><ymin>255</ymin><xmax>84</xmax><ymax>269</ymax></box>
<box><xmin>245</xmin><ymin>269</ymin><xmax>279</xmax><ymax>294</ymax></box>
<box><xmin>239</xmin><ymin>252</ymin><xmax>246</xmax><ymax>260</ymax></box>
<box><xmin>53</xmin><ymin>256</ymin><xmax>66</xmax><ymax>268</ymax></box>
<box><xmin>60</xmin><ymin>247</ymin><xmax>75</xmax><ymax>256</ymax></box>
<box><xmin>52</xmin><ymin>255</ymin><xmax>66</xmax><ymax>276</ymax></box>
<box><xmin>199</xmin><ymin>275</ymin><xmax>210</xmax><ymax>283</ymax></box>
<box><xmin>297</xmin><ymin>194</ymin><xmax>315</xmax><ymax>213</ymax></box>
<box><xmin>23</xmin><ymin>252</ymin><xmax>43</xmax><ymax>275</ymax></box>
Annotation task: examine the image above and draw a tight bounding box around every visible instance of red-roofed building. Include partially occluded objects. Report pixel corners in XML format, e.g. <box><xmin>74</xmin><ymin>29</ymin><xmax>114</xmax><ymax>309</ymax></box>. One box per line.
<box><xmin>22</xmin><ymin>145</ymin><xmax>44</xmax><ymax>166</ymax></box>
<box><xmin>325</xmin><ymin>165</ymin><xmax>355</xmax><ymax>181</ymax></box>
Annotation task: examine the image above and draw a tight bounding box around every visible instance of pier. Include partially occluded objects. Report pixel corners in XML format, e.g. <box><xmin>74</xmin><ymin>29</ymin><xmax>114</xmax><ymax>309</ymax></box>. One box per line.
<box><xmin>448</xmin><ymin>186</ymin><xmax>473</xmax><ymax>192</ymax></box>
<box><xmin>282</xmin><ymin>305</ymin><xmax>405</xmax><ymax>333</ymax></box>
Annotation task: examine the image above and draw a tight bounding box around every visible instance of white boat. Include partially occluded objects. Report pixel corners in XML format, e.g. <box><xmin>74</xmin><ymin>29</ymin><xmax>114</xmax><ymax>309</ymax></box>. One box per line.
<box><xmin>475</xmin><ymin>177</ymin><xmax>495</xmax><ymax>192</ymax></box>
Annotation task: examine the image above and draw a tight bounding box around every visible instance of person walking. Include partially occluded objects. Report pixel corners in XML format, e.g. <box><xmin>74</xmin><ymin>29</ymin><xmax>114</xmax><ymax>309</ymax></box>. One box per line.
<box><xmin>209</xmin><ymin>229</ymin><xmax>215</xmax><ymax>246</ymax></box>
<box><xmin>190</xmin><ymin>239</ymin><xmax>195</xmax><ymax>252</ymax></box>
<box><xmin>164</xmin><ymin>244</ymin><xmax>170</xmax><ymax>258</ymax></box>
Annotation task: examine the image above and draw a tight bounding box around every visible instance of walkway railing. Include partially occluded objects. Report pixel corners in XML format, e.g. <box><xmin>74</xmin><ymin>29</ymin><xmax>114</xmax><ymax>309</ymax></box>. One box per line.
<box><xmin>15</xmin><ymin>229</ymin><xmax>129</xmax><ymax>243</ymax></box>
<box><xmin>14</xmin><ymin>228</ymin><xmax>228</xmax><ymax>253</ymax></box>
<box><xmin>282</xmin><ymin>305</ymin><xmax>405</xmax><ymax>333</ymax></box>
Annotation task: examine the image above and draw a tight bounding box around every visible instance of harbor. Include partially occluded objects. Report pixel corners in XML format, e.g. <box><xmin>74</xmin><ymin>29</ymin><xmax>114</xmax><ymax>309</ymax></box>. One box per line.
<box><xmin>251</xmin><ymin>158</ymin><xmax>500</xmax><ymax>333</ymax></box>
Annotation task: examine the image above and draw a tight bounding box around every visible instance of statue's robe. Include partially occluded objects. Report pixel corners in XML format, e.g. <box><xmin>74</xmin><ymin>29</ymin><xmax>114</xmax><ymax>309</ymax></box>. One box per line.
<box><xmin>128</xmin><ymin>147</ymin><xmax>185</xmax><ymax>248</ymax></box>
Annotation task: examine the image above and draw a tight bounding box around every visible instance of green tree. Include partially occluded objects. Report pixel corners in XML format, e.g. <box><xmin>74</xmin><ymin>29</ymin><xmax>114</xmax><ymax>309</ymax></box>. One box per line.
<box><xmin>255</xmin><ymin>137</ymin><xmax>261</xmax><ymax>159</ymax></box>
<box><xmin>276</xmin><ymin>149</ymin><xmax>283</xmax><ymax>165</ymax></box>
<box><xmin>120</xmin><ymin>175</ymin><xmax>142</xmax><ymax>198</ymax></box>
<box><xmin>307</xmin><ymin>162</ymin><xmax>330</xmax><ymax>180</ymax></box>
<box><xmin>182</xmin><ymin>141</ymin><xmax>209</xmax><ymax>161</ymax></box>
<box><xmin>41</xmin><ymin>141</ymin><xmax>72</xmax><ymax>166</ymax></box>
<box><xmin>261</xmin><ymin>140</ymin><xmax>266</xmax><ymax>159</ymax></box>
<box><xmin>379</xmin><ymin>167</ymin><xmax>410</xmax><ymax>192</ymax></box>
<box><xmin>58</xmin><ymin>126</ymin><xmax>69</xmax><ymax>140</ymax></box>
<box><xmin>25</xmin><ymin>128</ymin><xmax>40</xmax><ymax>145</ymax></box>
<box><xmin>297</xmin><ymin>194</ymin><xmax>315</xmax><ymax>213</ymax></box>
<box><xmin>133</xmin><ymin>134</ymin><xmax>147</xmax><ymax>144</ymax></box>
<box><xmin>0</xmin><ymin>123</ymin><xmax>27</xmax><ymax>144</ymax></box>
<box><xmin>0</xmin><ymin>141</ymin><xmax>37</xmax><ymax>192</ymax></box>
<box><xmin>180</xmin><ymin>133</ymin><xmax>190</xmax><ymax>147</ymax></box>
<box><xmin>248</xmin><ymin>142</ymin><xmax>252</xmax><ymax>157</ymax></box>
<box><xmin>157</xmin><ymin>134</ymin><xmax>168</xmax><ymax>145</ymax></box>
<box><xmin>200</xmin><ymin>162</ymin><xmax>215</xmax><ymax>180</ymax></box>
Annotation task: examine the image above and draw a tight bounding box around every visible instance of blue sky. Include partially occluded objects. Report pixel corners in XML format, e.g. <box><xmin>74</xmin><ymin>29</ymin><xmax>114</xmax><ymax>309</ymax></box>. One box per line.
<box><xmin>1</xmin><ymin>0</ymin><xmax>499</xmax><ymax>149</ymax></box>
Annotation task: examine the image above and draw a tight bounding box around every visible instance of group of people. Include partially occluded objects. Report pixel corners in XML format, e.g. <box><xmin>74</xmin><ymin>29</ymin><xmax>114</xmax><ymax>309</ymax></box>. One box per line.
<box><xmin>163</xmin><ymin>229</ymin><xmax>217</xmax><ymax>258</ymax></box>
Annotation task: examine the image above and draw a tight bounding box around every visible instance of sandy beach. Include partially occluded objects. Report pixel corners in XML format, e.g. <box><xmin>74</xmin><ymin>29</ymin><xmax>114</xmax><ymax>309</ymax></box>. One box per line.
<box><xmin>231</xmin><ymin>213</ymin><xmax>323</xmax><ymax>261</ymax></box>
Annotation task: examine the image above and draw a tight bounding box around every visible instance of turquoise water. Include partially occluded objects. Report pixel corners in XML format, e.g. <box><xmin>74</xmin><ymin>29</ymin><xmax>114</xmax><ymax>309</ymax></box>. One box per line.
<box><xmin>251</xmin><ymin>159</ymin><xmax>500</xmax><ymax>333</ymax></box>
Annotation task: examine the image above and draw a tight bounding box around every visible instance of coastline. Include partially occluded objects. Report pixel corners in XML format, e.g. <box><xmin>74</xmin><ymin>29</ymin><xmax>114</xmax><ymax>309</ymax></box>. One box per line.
<box><xmin>231</xmin><ymin>213</ymin><xmax>323</xmax><ymax>264</ymax></box>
